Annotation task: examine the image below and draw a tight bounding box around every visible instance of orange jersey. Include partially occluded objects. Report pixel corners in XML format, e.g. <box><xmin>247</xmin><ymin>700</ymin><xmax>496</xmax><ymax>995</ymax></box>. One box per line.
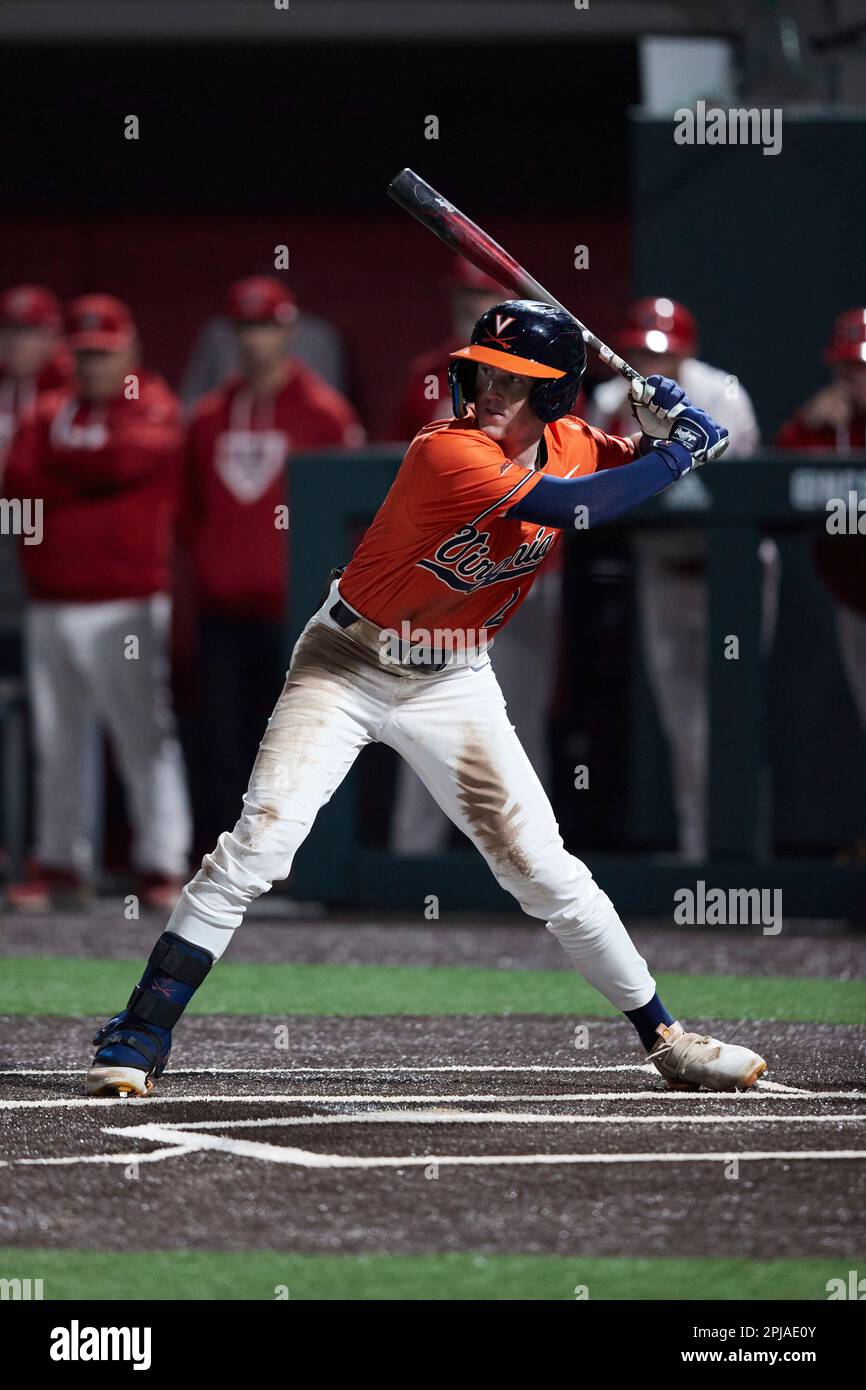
<box><xmin>340</xmin><ymin>414</ymin><xmax>637</xmax><ymax>637</ymax></box>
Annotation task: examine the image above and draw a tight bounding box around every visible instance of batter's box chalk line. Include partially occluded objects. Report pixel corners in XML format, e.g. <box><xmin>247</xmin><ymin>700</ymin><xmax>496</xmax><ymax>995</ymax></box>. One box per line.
<box><xmin>3</xmin><ymin>1085</ymin><xmax>865</xmax><ymax>1110</ymax></box>
<box><xmin>3</xmin><ymin>1093</ymin><xmax>865</xmax><ymax>1169</ymax></box>
<box><xmin>24</xmin><ymin>1118</ymin><xmax>866</xmax><ymax>1171</ymax></box>
<box><xmin>0</xmin><ymin>1063</ymin><xmax>733</xmax><ymax>1076</ymax></box>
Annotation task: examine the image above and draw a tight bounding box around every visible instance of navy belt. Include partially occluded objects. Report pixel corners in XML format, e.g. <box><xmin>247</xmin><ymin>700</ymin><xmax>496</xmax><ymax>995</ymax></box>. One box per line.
<box><xmin>329</xmin><ymin>599</ymin><xmax>361</xmax><ymax>630</ymax></box>
<box><xmin>328</xmin><ymin>599</ymin><xmax>450</xmax><ymax>672</ymax></box>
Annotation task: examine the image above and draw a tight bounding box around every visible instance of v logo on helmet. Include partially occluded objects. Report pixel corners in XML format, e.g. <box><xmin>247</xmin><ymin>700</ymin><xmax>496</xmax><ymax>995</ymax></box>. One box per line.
<box><xmin>483</xmin><ymin>314</ymin><xmax>518</xmax><ymax>350</ymax></box>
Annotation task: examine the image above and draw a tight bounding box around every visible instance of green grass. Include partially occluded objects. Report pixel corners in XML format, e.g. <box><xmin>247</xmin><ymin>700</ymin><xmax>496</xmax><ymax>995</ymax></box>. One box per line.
<box><xmin>2</xmin><ymin>955</ymin><xmax>864</xmax><ymax>1023</ymax></box>
<box><xmin>0</xmin><ymin>1249</ymin><xmax>856</xmax><ymax>1301</ymax></box>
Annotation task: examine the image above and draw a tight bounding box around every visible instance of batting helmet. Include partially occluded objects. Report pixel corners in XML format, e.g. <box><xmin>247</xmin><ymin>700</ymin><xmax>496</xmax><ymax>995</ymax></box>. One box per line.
<box><xmin>618</xmin><ymin>297</ymin><xmax>698</xmax><ymax>357</ymax></box>
<box><xmin>825</xmin><ymin>308</ymin><xmax>866</xmax><ymax>365</ymax></box>
<box><xmin>448</xmin><ymin>299</ymin><xmax>586</xmax><ymax>423</ymax></box>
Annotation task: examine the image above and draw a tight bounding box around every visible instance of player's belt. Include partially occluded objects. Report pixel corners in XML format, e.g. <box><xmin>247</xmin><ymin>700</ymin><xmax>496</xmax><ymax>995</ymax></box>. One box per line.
<box><xmin>328</xmin><ymin>598</ymin><xmax>451</xmax><ymax>673</ymax></box>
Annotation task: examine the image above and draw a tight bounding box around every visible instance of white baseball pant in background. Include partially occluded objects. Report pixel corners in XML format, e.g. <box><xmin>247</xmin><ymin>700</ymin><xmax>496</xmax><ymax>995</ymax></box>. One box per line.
<box><xmin>26</xmin><ymin>595</ymin><xmax>192</xmax><ymax>878</ymax></box>
<box><xmin>168</xmin><ymin>581</ymin><xmax>657</xmax><ymax>1014</ymax></box>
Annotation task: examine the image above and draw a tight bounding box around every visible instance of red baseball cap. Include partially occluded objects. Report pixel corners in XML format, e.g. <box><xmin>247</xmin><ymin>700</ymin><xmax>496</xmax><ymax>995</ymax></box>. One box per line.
<box><xmin>448</xmin><ymin>255</ymin><xmax>505</xmax><ymax>295</ymax></box>
<box><xmin>0</xmin><ymin>284</ymin><xmax>62</xmax><ymax>331</ymax></box>
<box><xmin>226</xmin><ymin>276</ymin><xmax>298</xmax><ymax>326</ymax></box>
<box><xmin>618</xmin><ymin>297</ymin><xmax>698</xmax><ymax>357</ymax></box>
<box><xmin>66</xmin><ymin>294</ymin><xmax>136</xmax><ymax>351</ymax></box>
<box><xmin>826</xmin><ymin>308</ymin><xmax>866</xmax><ymax>365</ymax></box>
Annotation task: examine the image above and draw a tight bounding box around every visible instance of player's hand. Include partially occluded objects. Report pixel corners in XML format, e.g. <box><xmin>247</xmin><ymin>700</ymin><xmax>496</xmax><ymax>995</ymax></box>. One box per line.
<box><xmin>629</xmin><ymin>373</ymin><xmax>691</xmax><ymax>439</ymax></box>
<box><xmin>799</xmin><ymin>381</ymin><xmax>853</xmax><ymax>431</ymax></box>
<box><xmin>653</xmin><ymin>404</ymin><xmax>730</xmax><ymax>469</ymax></box>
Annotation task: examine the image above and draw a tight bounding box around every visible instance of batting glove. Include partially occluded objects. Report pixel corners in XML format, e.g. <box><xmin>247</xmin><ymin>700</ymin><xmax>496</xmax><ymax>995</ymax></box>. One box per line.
<box><xmin>652</xmin><ymin>407</ymin><xmax>730</xmax><ymax>471</ymax></box>
<box><xmin>631</xmin><ymin>374</ymin><xmax>729</xmax><ymax>465</ymax></box>
<box><xmin>629</xmin><ymin>373</ymin><xmax>691</xmax><ymax>438</ymax></box>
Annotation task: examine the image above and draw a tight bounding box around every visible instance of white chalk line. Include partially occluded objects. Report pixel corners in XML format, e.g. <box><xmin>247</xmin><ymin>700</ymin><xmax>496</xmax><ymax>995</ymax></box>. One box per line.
<box><xmin>2</xmin><ymin>1064</ymin><xmax>654</xmax><ymax>1076</ymax></box>
<box><xmin>160</xmin><ymin>1110</ymin><xmax>866</xmax><ymax>1131</ymax></box>
<box><xmin>13</xmin><ymin>1145</ymin><xmax>195</xmax><ymax>1168</ymax></box>
<box><xmin>94</xmin><ymin>1124</ymin><xmax>866</xmax><ymax>1169</ymax></box>
<box><xmin>0</xmin><ymin>1067</ymin><xmax>806</xmax><ymax>1094</ymax></box>
<box><xmin>3</xmin><ymin>1087</ymin><xmax>860</xmax><ymax>1111</ymax></box>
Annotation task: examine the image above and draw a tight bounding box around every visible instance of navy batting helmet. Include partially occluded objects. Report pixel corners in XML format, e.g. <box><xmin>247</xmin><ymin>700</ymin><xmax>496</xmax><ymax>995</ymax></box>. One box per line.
<box><xmin>448</xmin><ymin>300</ymin><xmax>586</xmax><ymax>423</ymax></box>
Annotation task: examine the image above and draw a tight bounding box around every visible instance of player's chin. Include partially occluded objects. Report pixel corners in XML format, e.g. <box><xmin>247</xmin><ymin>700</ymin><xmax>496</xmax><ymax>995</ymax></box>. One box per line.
<box><xmin>476</xmin><ymin>415</ymin><xmax>507</xmax><ymax>440</ymax></box>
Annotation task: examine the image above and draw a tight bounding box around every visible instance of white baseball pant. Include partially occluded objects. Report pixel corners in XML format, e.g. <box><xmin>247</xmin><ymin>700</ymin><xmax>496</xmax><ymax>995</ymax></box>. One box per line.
<box><xmin>26</xmin><ymin>595</ymin><xmax>192</xmax><ymax>878</ymax></box>
<box><xmin>167</xmin><ymin>581</ymin><xmax>656</xmax><ymax>1013</ymax></box>
<box><xmin>390</xmin><ymin>565</ymin><xmax>560</xmax><ymax>854</ymax></box>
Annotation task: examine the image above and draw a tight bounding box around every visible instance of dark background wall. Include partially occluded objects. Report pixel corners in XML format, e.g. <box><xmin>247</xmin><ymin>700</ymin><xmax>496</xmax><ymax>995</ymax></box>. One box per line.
<box><xmin>632</xmin><ymin>115</ymin><xmax>866</xmax><ymax>440</ymax></box>
<box><xmin>0</xmin><ymin>40</ymin><xmax>638</xmax><ymax>434</ymax></box>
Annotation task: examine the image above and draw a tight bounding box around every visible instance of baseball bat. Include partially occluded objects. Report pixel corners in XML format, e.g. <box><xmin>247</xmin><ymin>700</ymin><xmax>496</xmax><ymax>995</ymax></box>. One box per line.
<box><xmin>387</xmin><ymin>167</ymin><xmax>642</xmax><ymax>385</ymax></box>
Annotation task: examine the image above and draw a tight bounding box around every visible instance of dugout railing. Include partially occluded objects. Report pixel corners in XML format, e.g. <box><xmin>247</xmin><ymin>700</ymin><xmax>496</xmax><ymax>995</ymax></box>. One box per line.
<box><xmin>288</xmin><ymin>451</ymin><xmax>866</xmax><ymax>920</ymax></box>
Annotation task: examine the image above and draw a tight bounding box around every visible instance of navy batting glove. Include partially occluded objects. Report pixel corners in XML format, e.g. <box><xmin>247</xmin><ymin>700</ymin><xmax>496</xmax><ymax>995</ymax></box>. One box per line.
<box><xmin>642</xmin><ymin>373</ymin><xmax>691</xmax><ymax>413</ymax></box>
<box><xmin>630</xmin><ymin>373</ymin><xmax>692</xmax><ymax>440</ymax></box>
<box><xmin>653</xmin><ymin>405</ymin><xmax>729</xmax><ymax>470</ymax></box>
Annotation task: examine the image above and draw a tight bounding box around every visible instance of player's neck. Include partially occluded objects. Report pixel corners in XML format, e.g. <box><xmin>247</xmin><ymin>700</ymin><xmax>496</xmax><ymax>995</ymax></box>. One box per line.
<box><xmin>244</xmin><ymin>357</ymin><xmax>291</xmax><ymax>400</ymax></box>
<box><xmin>504</xmin><ymin>423</ymin><xmax>546</xmax><ymax>471</ymax></box>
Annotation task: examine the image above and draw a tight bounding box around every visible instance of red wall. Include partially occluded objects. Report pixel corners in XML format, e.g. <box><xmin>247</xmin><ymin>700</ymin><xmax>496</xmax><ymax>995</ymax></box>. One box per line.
<box><xmin>0</xmin><ymin>213</ymin><xmax>630</xmax><ymax>437</ymax></box>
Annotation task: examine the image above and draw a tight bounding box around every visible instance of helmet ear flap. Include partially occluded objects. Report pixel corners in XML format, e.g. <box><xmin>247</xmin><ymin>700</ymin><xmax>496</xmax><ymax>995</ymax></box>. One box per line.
<box><xmin>528</xmin><ymin>380</ymin><xmax>555</xmax><ymax>423</ymax></box>
<box><xmin>448</xmin><ymin>360</ymin><xmax>477</xmax><ymax>418</ymax></box>
<box><xmin>529</xmin><ymin>375</ymin><xmax>582</xmax><ymax>423</ymax></box>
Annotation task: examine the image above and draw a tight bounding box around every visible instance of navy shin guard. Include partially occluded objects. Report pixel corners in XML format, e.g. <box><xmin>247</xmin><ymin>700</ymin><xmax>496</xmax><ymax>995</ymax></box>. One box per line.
<box><xmin>92</xmin><ymin>933</ymin><xmax>213</xmax><ymax>1080</ymax></box>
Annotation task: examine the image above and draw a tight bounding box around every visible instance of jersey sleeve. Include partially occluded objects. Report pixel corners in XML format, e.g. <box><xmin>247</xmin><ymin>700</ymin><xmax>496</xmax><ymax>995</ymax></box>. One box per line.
<box><xmin>406</xmin><ymin>427</ymin><xmax>544</xmax><ymax>528</ymax></box>
<box><xmin>581</xmin><ymin>423</ymin><xmax>640</xmax><ymax>472</ymax></box>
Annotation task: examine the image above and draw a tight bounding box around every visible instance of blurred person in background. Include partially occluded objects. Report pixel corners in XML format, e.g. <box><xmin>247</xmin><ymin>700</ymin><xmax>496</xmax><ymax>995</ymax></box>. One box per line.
<box><xmin>0</xmin><ymin>285</ymin><xmax>70</xmax><ymax>469</ymax></box>
<box><xmin>180</xmin><ymin>273</ymin><xmax>349</xmax><ymax>408</ymax></box>
<box><xmin>3</xmin><ymin>293</ymin><xmax>192</xmax><ymax>910</ymax></box>
<box><xmin>388</xmin><ymin>256</ymin><xmax>562</xmax><ymax>855</ymax></box>
<box><xmin>0</xmin><ymin>285</ymin><xmax>71</xmax><ymax>674</ymax></box>
<box><xmin>182</xmin><ymin>276</ymin><xmax>363</xmax><ymax>844</ymax></box>
<box><xmin>776</xmin><ymin>308</ymin><xmax>866</xmax><ymax>833</ymax></box>
<box><xmin>389</xmin><ymin>257</ymin><xmax>505</xmax><ymax>440</ymax></box>
<box><xmin>589</xmin><ymin>297</ymin><xmax>765</xmax><ymax>859</ymax></box>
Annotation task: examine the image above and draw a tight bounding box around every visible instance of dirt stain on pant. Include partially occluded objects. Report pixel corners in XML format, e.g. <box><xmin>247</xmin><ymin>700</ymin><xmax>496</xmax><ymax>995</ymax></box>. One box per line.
<box><xmin>244</xmin><ymin>623</ymin><xmax>369</xmax><ymax>821</ymax></box>
<box><xmin>455</xmin><ymin>736</ymin><xmax>533</xmax><ymax>879</ymax></box>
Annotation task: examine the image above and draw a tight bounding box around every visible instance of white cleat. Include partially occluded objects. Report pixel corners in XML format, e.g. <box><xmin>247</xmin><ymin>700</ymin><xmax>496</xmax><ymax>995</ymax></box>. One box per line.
<box><xmin>649</xmin><ymin>1021</ymin><xmax>767</xmax><ymax>1091</ymax></box>
<box><xmin>85</xmin><ymin>1065</ymin><xmax>152</xmax><ymax>1098</ymax></box>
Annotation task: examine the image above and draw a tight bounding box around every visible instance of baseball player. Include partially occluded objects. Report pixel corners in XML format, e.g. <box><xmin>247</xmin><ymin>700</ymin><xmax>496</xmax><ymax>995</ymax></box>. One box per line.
<box><xmin>182</xmin><ymin>276</ymin><xmax>364</xmax><ymax>844</ymax></box>
<box><xmin>0</xmin><ymin>285</ymin><xmax>71</xmax><ymax>471</ymax></box>
<box><xmin>389</xmin><ymin>256</ymin><xmax>562</xmax><ymax>854</ymax></box>
<box><xmin>87</xmin><ymin>300</ymin><xmax>767</xmax><ymax>1097</ymax></box>
<box><xmin>589</xmin><ymin>297</ymin><xmax>768</xmax><ymax>859</ymax></box>
<box><xmin>4</xmin><ymin>294</ymin><xmax>192</xmax><ymax>911</ymax></box>
<box><xmin>777</xmin><ymin>308</ymin><xmax>866</xmax><ymax>809</ymax></box>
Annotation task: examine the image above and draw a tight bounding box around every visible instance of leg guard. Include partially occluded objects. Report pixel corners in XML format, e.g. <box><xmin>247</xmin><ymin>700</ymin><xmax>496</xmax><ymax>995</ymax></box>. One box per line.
<box><xmin>89</xmin><ymin>933</ymin><xmax>213</xmax><ymax>1095</ymax></box>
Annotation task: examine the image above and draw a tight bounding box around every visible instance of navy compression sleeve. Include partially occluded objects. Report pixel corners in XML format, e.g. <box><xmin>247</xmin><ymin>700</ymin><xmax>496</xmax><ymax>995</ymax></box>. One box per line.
<box><xmin>506</xmin><ymin>441</ymin><xmax>692</xmax><ymax>529</ymax></box>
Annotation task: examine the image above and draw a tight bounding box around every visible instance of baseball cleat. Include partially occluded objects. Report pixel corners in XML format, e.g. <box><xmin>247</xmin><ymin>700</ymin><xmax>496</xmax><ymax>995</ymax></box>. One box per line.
<box><xmin>6</xmin><ymin>862</ymin><xmax>91</xmax><ymax>912</ymax></box>
<box><xmin>138</xmin><ymin>873</ymin><xmax>185</xmax><ymax>912</ymax></box>
<box><xmin>86</xmin><ymin>1012</ymin><xmax>172</xmax><ymax>1098</ymax></box>
<box><xmin>649</xmin><ymin>1020</ymin><xmax>767</xmax><ymax>1091</ymax></box>
<box><xmin>85</xmin><ymin>1065</ymin><xmax>153</xmax><ymax>1098</ymax></box>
